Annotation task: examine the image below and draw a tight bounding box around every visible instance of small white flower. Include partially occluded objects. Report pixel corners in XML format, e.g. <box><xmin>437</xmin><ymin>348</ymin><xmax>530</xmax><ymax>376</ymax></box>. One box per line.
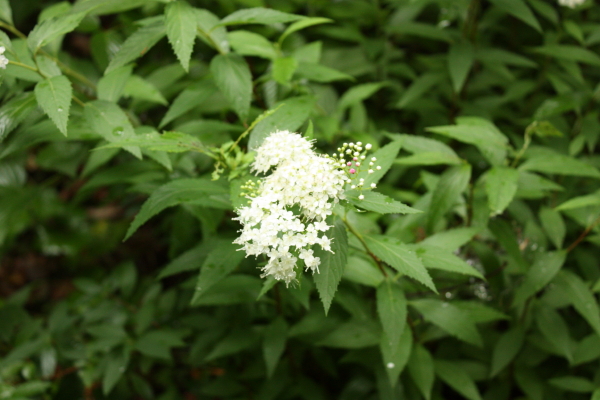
<box><xmin>558</xmin><ymin>0</ymin><xmax>585</xmax><ymax>7</ymax></box>
<box><xmin>371</xmin><ymin>183</ymin><xmax>376</xmax><ymax>188</ymax></box>
<box><xmin>371</xmin><ymin>157</ymin><xmax>377</xmax><ymax>162</ymax></box>
<box><xmin>368</xmin><ymin>169</ymin><xmax>374</xmax><ymax>174</ymax></box>
<box><xmin>358</xmin><ymin>194</ymin><xmax>364</xmax><ymax>200</ymax></box>
<box><xmin>376</xmin><ymin>166</ymin><xmax>382</xmax><ymax>170</ymax></box>
<box><xmin>365</xmin><ymin>143</ymin><xmax>372</xmax><ymax>150</ymax></box>
<box><xmin>0</xmin><ymin>46</ymin><xmax>8</xmax><ymax>70</ymax></box>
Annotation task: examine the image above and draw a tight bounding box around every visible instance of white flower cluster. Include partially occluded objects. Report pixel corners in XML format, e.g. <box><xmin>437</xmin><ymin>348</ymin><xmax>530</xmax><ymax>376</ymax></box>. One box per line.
<box><xmin>234</xmin><ymin>130</ymin><xmax>348</xmax><ymax>285</ymax></box>
<box><xmin>558</xmin><ymin>0</ymin><xmax>585</xmax><ymax>7</ymax></box>
<box><xmin>0</xmin><ymin>47</ymin><xmax>8</xmax><ymax>70</ymax></box>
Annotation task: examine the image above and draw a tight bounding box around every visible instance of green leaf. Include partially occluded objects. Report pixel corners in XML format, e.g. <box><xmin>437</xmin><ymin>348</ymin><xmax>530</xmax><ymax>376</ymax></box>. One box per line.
<box><xmin>279</xmin><ymin>17</ymin><xmax>332</xmax><ymax>44</ymax></box>
<box><xmin>355</xmin><ymin>140</ymin><xmax>402</xmax><ymax>188</ymax></box>
<box><xmin>573</xmin><ymin>334</ymin><xmax>600</xmax><ymax>365</ymax></box>
<box><xmin>99</xmin><ymin>131</ymin><xmax>206</xmax><ymax>153</ymax></box>
<box><xmin>395</xmin><ymin>152</ymin><xmax>461</xmax><ymax>166</ymax></box>
<box><xmin>337</xmin><ymin>82</ymin><xmax>388</xmax><ymax>111</ymax></box>
<box><xmin>190</xmin><ymin>240</ymin><xmax>245</xmax><ymax>304</ymax></box>
<box><xmin>488</xmin><ymin>219</ymin><xmax>528</xmax><ymax>272</ymax></box>
<box><xmin>0</xmin><ymin>93</ymin><xmax>37</xmax><ymax>143</ymax></box>
<box><xmin>262</xmin><ymin>317</ymin><xmax>287</xmax><ymax>378</ymax></box>
<box><xmin>549</xmin><ymin>376</ymin><xmax>595</xmax><ymax>393</ymax></box>
<box><xmin>248</xmin><ymin>96</ymin><xmax>315</xmax><ymax>149</ymax></box>
<box><xmin>34</xmin><ymin>75</ymin><xmax>72</xmax><ymax>136</ymax></box>
<box><xmin>485</xmin><ymin>166</ymin><xmax>519</xmax><ymax>216</ymax></box>
<box><xmin>343</xmin><ymin>256</ymin><xmax>384</xmax><ymax>287</ymax></box>
<box><xmin>272</xmin><ymin>56</ymin><xmax>298</xmax><ymax>84</ymax></box>
<box><xmin>419</xmin><ymin>227</ymin><xmax>479</xmax><ymax>252</ymax></box>
<box><xmin>348</xmin><ymin>191</ymin><xmax>421</xmax><ymax>215</ymax></box>
<box><xmin>134</xmin><ymin>330</ymin><xmax>185</xmax><ymax>360</ymax></box>
<box><xmin>376</xmin><ymin>279</ymin><xmax>407</xmax><ymax>354</ymax></box>
<box><xmin>536</xmin><ymin>305</ymin><xmax>573</xmax><ymax>362</ymax></box>
<box><xmin>411</xmin><ymin>299</ymin><xmax>482</xmax><ymax>346</ymax></box>
<box><xmin>488</xmin><ymin>0</ymin><xmax>541</xmax><ymax>32</ymax></box>
<box><xmin>412</xmin><ymin>244</ymin><xmax>484</xmax><ymax>279</ymax></box>
<box><xmin>228</xmin><ymin>30</ymin><xmax>277</xmax><ymax>59</ymax></box>
<box><xmin>379</xmin><ymin>323</ymin><xmax>412</xmax><ymax>387</ymax></box>
<box><xmin>364</xmin><ymin>235</ymin><xmax>435</xmax><ymax>292</ymax></box>
<box><xmin>532</xmin><ymin>45</ymin><xmax>600</xmax><ymax>66</ymax></box>
<box><xmin>158</xmin><ymin>242</ymin><xmax>211</xmax><ymax>279</ymax></box>
<box><xmin>512</xmin><ymin>251</ymin><xmax>566</xmax><ymax>306</ymax></box>
<box><xmin>448</xmin><ymin>40</ymin><xmax>474</xmax><ymax>93</ymax></box>
<box><xmin>165</xmin><ymin>1</ymin><xmax>196</xmax><ymax>72</ymax></box>
<box><xmin>72</xmin><ymin>0</ymin><xmax>153</xmax><ymax>15</ymax></box>
<box><xmin>195</xmin><ymin>9</ymin><xmax>229</xmax><ymax>54</ymax></box>
<box><xmin>102</xmin><ymin>349</ymin><xmax>129</xmax><ymax>395</ymax></box>
<box><xmin>28</xmin><ymin>12</ymin><xmax>86</xmax><ymax>52</ymax></box>
<box><xmin>0</xmin><ymin>0</ymin><xmax>13</xmax><ymax>24</ymax></box>
<box><xmin>220</xmin><ymin>7</ymin><xmax>304</xmax><ymax>26</ymax></box>
<box><xmin>539</xmin><ymin>207</ymin><xmax>565</xmax><ymax>249</ymax></box>
<box><xmin>294</xmin><ymin>62</ymin><xmax>353</xmax><ymax>83</ymax></box>
<box><xmin>191</xmin><ymin>275</ymin><xmax>262</xmax><ymax>306</ymax></box>
<box><xmin>490</xmin><ymin>327</ymin><xmax>525</xmax><ymax>376</ymax></box>
<box><xmin>408</xmin><ymin>345</ymin><xmax>434</xmax><ymax>400</ymax></box>
<box><xmin>556</xmin><ymin>190</ymin><xmax>600</xmax><ymax>211</ymax></box>
<box><xmin>317</xmin><ymin>319</ymin><xmax>380</xmax><ymax>348</ymax></box>
<box><xmin>97</xmin><ymin>65</ymin><xmax>133</xmax><ymax>102</ymax></box>
<box><xmin>122</xmin><ymin>75</ymin><xmax>167</xmax><ymax>105</ymax></box>
<box><xmin>84</xmin><ymin>100</ymin><xmax>141</xmax><ymax>159</ymax></box>
<box><xmin>427</xmin><ymin>118</ymin><xmax>508</xmax><ymax>166</ymax></box>
<box><xmin>210</xmin><ymin>53</ymin><xmax>252</xmax><ymax>121</ymax></box>
<box><xmin>388</xmin><ymin>22</ymin><xmax>452</xmax><ymax>42</ymax></box>
<box><xmin>125</xmin><ymin>178</ymin><xmax>229</xmax><ymax>240</ymax></box>
<box><xmin>427</xmin><ymin>164</ymin><xmax>471</xmax><ymax>232</ymax></box>
<box><xmin>435</xmin><ymin>359</ymin><xmax>482</xmax><ymax>400</ymax></box>
<box><xmin>313</xmin><ymin>219</ymin><xmax>348</xmax><ymax>315</ymax></box>
<box><xmin>159</xmin><ymin>80</ymin><xmax>217</xmax><ymax>128</ymax></box>
<box><xmin>106</xmin><ymin>20</ymin><xmax>166</xmax><ymax>74</ymax></box>
<box><xmin>552</xmin><ymin>270</ymin><xmax>600</xmax><ymax>336</ymax></box>
<box><xmin>396</xmin><ymin>72</ymin><xmax>444</xmax><ymax>108</ymax></box>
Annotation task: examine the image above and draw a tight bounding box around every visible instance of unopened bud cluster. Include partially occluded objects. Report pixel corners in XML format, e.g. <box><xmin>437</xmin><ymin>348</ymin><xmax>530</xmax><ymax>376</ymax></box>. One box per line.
<box><xmin>234</xmin><ymin>131</ymin><xmax>349</xmax><ymax>285</ymax></box>
<box><xmin>331</xmin><ymin>141</ymin><xmax>382</xmax><ymax>200</ymax></box>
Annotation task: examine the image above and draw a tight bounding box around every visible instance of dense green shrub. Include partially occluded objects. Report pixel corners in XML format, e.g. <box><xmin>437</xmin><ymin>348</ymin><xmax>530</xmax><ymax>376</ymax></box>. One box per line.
<box><xmin>1</xmin><ymin>0</ymin><xmax>600</xmax><ymax>399</ymax></box>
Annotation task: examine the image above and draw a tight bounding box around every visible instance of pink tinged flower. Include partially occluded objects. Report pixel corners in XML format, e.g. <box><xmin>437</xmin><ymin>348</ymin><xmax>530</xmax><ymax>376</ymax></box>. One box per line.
<box><xmin>353</xmin><ymin>157</ymin><xmax>358</xmax><ymax>161</ymax></box>
<box><xmin>349</xmin><ymin>168</ymin><xmax>356</xmax><ymax>174</ymax></box>
<box><xmin>346</xmin><ymin>162</ymin><xmax>352</xmax><ymax>166</ymax></box>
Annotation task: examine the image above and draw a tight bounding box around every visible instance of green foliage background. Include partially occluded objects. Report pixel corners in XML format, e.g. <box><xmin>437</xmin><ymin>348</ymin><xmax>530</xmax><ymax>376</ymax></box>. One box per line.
<box><xmin>1</xmin><ymin>0</ymin><xmax>600</xmax><ymax>399</ymax></box>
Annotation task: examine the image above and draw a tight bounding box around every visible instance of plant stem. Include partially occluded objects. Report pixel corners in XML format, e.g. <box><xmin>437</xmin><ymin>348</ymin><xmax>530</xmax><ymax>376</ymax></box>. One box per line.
<box><xmin>341</xmin><ymin>215</ymin><xmax>387</xmax><ymax>277</ymax></box>
<box><xmin>566</xmin><ymin>214</ymin><xmax>600</xmax><ymax>253</ymax></box>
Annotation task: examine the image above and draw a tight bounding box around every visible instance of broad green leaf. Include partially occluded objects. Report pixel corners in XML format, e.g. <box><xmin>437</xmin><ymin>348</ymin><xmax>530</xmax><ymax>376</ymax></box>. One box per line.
<box><xmin>364</xmin><ymin>235</ymin><xmax>435</xmax><ymax>292</ymax></box>
<box><xmin>488</xmin><ymin>219</ymin><xmax>528</xmax><ymax>272</ymax></box>
<box><xmin>419</xmin><ymin>227</ymin><xmax>480</xmax><ymax>252</ymax></box>
<box><xmin>190</xmin><ymin>240</ymin><xmax>245</xmax><ymax>304</ymax></box>
<box><xmin>262</xmin><ymin>317</ymin><xmax>287</xmax><ymax>378</ymax></box>
<box><xmin>395</xmin><ymin>152</ymin><xmax>461</xmax><ymax>166</ymax></box>
<box><xmin>159</xmin><ymin>80</ymin><xmax>217</xmax><ymax>128</ymax></box>
<box><xmin>317</xmin><ymin>319</ymin><xmax>380</xmax><ymax>348</ymax></box>
<box><xmin>192</xmin><ymin>275</ymin><xmax>262</xmax><ymax>306</ymax></box>
<box><xmin>158</xmin><ymin>242</ymin><xmax>211</xmax><ymax>279</ymax></box>
<box><xmin>536</xmin><ymin>305</ymin><xmax>573</xmax><ymax>362</ymax></box>
<box><xmin>512</xmin><ymin>251</ymin><xmax>566</xmax><ymax>306</ymax></box>
<box><xmin>204</xmin><ymin>329</ymin><xmax>259</xmax><ymax>361</ymax></box>
<box><xmin>485</xmin><ymin>166</ymin><xmax>519</xmax><ymax>216</ymax></box>
<box><xmin>102</xmin><ymin>349</ymin><xmax>129</xmax><ymax>395</ymax></box>
<box><xmin>228</xmin><ymin>30</ymin><xmax>277</xmax><ymax>59</ymax></box>
<box><xmin>348</xmin><ymin>190</ymin><xmax>421</xmax><ymax>214</ymax></box>
<box><xmin>427</xmin><ymin>118</ymin><xmax>508</xmax><ymax>166</ymax></box>
<box><xmin>71</xmin><ymin>0</ymin><xmax>153</xmax><ymax>15</ymax></box>
<box><xmin>313</xmin><ymin>219</ymin><xmax>348</xmax><ymax>314</ymax></box>
<box><xmin>476</xmin><ymin>47</ymin><xmax>537</xmax><ymax>68</ymax></box>
<box><xmin>391</xmin><ymin>133</ymin><xmax>459</xmax><ymax>157</ymax></box>
<box><xmin>412</xmin><ymin>244</ymin><xmax>484</xmax><ymax>279</ymax></box>
<box><xmin>272</xmin><ymin>56</ymin><xmax>298</xmax><ymax>84</ymax></box>
<box><xmin>573</xmin><ymin>334</ymin><xmax>600</xmax><ymax>365</ymax></box>
<box><xmin>396</xmin><ymin>72</ymin><xmax>444</xmax><ymax>108</ymax></box>
<box><xmin>488</xmin><ymin>0</ymin><xmax>541</xmax><ymax>32</ymax></box>
<box><xmin>388</xmin><ymin>22</ymin><xmax>452</xmax><ymax>42</ymax></box>
<box><xmin>355</xmin><ymin>140</ymin><xmax>402</xmax><ymax>188</ymax></box>
<box><xmin>84</xmin><ymin>100</ymin><xmax>141</xmax><ymax>159</ymax></box>
<box><xmin>0</xmin><ymin>0</ymin><xmax>12</xmax><ymax>24</ymax></box>
<box><xmin>27</xmin><ymin>12</ymin><xmax>86</xmax><ymax>52</ymax></box>
<box><xmin>338</xmin><ymin>82</ymin><xmax>388</xmax><ymax>111</ymax></box>
<box><xmin>97</xmin><ymin>65</ymin><xmax>133</xmax><ymax>102</ymax></box>
<box><xmin>99</xmin><ymin>131</ymin><xmax>207</xmax><ymax>153</ymax></box>
<box><xmin>106</xmin><ymin>20</ymin><xmax>166</xmax><ymax>74</ymax></box>
<box><xmin>427</xmin><ymin>164</ymin><xmax>471</xmax><ymax>232</ymax></box>
<box><xmin>410</xmin><ymin>299</ymin><xmax>482</xmax><ymax>346</ymax></box>
<box><xmin>549</xmin><ymin>376</ymin><xmax>595</xmax><ymax>393</ymax></box>
<box><xmin>594</xmin><ymin>389</ymin><xmax>600</xmax><ymax>400</ymax></box>
<box><xmin>552</xmin><ymin>270</ymin><xmax>600</xmax><ymax>336</ymax></box>
<box><xmin>279</xmin><ymin>17</ymin><xmax>332</xmax><ymax>44</ymax></box>
<box><xmin>408</xmin><ymin>345</ymin><xmax>434</xmax><ymax>400</ymax></box>
<box><xmin>453</xmin><ymin>301</ymin><xmax>508</xmax><ymax>323</ymax></box>
<box><xmin>435</xmin><ymin>360</ymin><xmax>482</xmax><ymax>400</ymax></box>
<box><xmin>539</xmin><ymin>207</ymin><xmax>565</xmax><ymax>249</ymax></box>
<box><xmin>0</xmin><ymin>30</ymin><xmax>12</xmax><ymax>53</ymax></box>
<box><xmin>514</xmin><ymin>366</ymin><xmax>544</xmax><ymax>400</ymax></box>
<box><xmin>125</xmin><ymin>178</ymin><xmax>229</xmax><ymax>240</ymax></box>
<box><xmin>448</xmin><ymin>40</ymin><xmax>474</xmax><ymax>93</ymax></box>
<box><xmin>0</xmin><ymin>93</ymin><xmax>37</xmax><ymax>143</ymax></box>
<box><xmin>34</xmin><ymin>75</ymin><xmax>72</xmax><ymax>136</ymax></box>
<box><xmin>490</xmin><ymin>327</ymin><xmax>524</xmax><ymax>376</ymax></box>
<box><xmin>220</xmin><ymin>7</ymin><xmax>304</xmax><ymax>26</ymax></box>
<box><xmin>376</xmin><ymin>279</ymin><xmax>407</xmax><ymax>353</ymax></box>
<box><xmin>134</xmin><ymin>330</ymin><xmax>184</xmax><ymax>360</ymax></box>
<box><xmin>195</xmin><ymin>9</ymin><xmax>229</xmax><ymax>54</ymax></box>
<box><xmin>165</xmin><ymin>1</ymin><xmax>196</xmax><ymax>72</ymax></box>
<box><xmin>533</xmin><ymin>45</ymin><xmax>600</xmax><ymax>66</ymax></box>
<box><xmin>517</xmin><ymin>170</ymin><xmax>564</xmax><ymax>199</ymax></box>
<box><xmin>210</xmin><ymin>53</ymin><xmax>252</xmax><ymax>120</ymax></box>
<box><xmin>248</xmin><ymin>96</ymin><xmax>315</xmax><ymax>149</ymax></box>
<box><xmin>556</xmin><ymin>190</ymin><xmax>600</xmax><ymax>211</ymax></box>
<box><xmin>343</xmin><ymin>256</ymin><xmax>384</xmax><ymax>287</ymax></box>
<box><xmin>122</xmin><ymin>75</ymin><xmax>167</xmax><ymax>105</ymax></box>
<box><xmin>295</xmin><ymin>62</ymin><xmax>353</xmax><ymax>82</ymax></box>
<box><xmin>379</xmin><ymin>324</ymin><xmax>412</xmax><ymax>387</ymax></box>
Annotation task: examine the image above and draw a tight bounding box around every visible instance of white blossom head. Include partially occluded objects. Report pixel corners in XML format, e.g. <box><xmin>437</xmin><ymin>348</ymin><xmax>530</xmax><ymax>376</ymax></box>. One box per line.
<box><xmin>0</xmin><ymin>46</ymin><xmax>8</xmax><ymax>70</ymax></box>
